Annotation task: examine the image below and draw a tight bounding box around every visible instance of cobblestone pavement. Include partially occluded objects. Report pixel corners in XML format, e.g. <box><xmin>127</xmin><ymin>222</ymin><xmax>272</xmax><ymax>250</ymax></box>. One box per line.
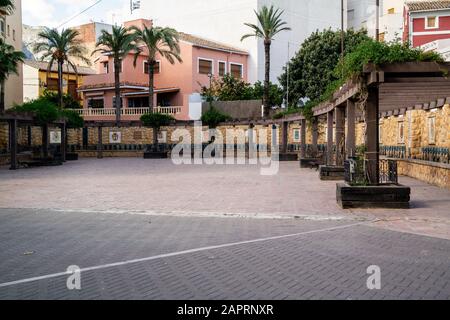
<box><xmin>0</xmin><ymin>159</ymin><xmax>449</xmax><ymax>239</ymax></box>
<box><xmin>0</xmin><ymin>209</ymin><xmax>449</xmax><ymax>300</ymax></box>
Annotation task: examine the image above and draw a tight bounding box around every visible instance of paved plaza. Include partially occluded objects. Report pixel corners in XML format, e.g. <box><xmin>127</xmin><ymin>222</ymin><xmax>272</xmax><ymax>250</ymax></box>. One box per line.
<box><xmin>0</xmin><ymin>159</ymin><xmax>449</xmax><ymax>299</ymax></box>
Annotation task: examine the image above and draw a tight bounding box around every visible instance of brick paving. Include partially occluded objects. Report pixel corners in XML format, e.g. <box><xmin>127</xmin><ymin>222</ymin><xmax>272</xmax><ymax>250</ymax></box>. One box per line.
<box><xmin>0</xmin><ymin>159</ymin><xmax>449</xmax><ymax>299</ymax></box>
<box><xmin>0</xmin><ymin>209</ymin><xmax>448</xmax><ymax>300</ymax></box>
<box><xmin>0</xmin><ymin>159</ymin><xmax>449</xmax><ymax>239</ymax></box>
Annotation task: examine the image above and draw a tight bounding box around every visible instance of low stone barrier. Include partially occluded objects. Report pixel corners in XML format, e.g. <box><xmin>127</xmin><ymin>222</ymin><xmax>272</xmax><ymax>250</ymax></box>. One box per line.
<box><xmin>396</xmin><ymin>158</ymin><xmax>450</xmax><ymax>190</ymax></box>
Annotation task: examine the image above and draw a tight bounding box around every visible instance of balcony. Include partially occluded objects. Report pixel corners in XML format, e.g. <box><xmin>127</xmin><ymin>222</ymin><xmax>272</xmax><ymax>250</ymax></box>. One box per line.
<box><xmin>72</xmin><ymin>106</ymin><xmax>183</xmax><ymax>121</ymax></box>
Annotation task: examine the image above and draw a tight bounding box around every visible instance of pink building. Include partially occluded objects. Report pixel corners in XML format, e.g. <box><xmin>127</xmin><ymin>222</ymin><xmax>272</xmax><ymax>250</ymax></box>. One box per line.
<box><xmin>403</xmin><ymin>1</ymin><xmax>450</xmax><ymax>47</ymax></box>
<box><xmin>78</xmin><ymin>19</ymin><xmax>249</xmax><ymax>121</ymax></box>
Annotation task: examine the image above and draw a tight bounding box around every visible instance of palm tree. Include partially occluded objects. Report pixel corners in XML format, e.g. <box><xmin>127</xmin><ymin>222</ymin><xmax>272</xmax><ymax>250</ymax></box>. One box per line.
<box><xmin>130</xmin><ymin>25</ymin><xmax>182</xmax><ymax>113</ymax></box>
<box><xmin>33</xmin><ymin>28</ymin><xmax>90</xmax><ymax>108</ymax></box>
<box><xmin>94</xmin><ymin>26</ymin><xmax>140</xmax><ymax>125</ymax></box>
<box><xmin>241</xmin><ymin>5</ymin><xmax>290</xmax><ymax>117</ymax></box>
<box><xmin>0</xmin><ymin>0</ymin><xmax>15</xmax><ymax>15</ymax></box>
<box><xmin>0</xmin><ymin>38</ymin><xmax>25</xmax><ymax>112</ymax></box>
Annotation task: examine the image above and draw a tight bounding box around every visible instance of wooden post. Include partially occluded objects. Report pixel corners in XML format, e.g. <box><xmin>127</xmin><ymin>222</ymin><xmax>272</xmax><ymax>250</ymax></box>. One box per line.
<box><xmin>366</xmin><ymin>86</ymin><xmax>380</xmax><ymax>185</ymax></box>
<box><xmin>97</xmin><ymin>126</ymin><xmax>103</xmax><ymax>159</ymax></box>
<box><xmin>346</xmin><ymin>99</ymin><xmax>356</xmax><ymax>158</ymax></box>
<box><xmin>327</xmin><ymin>111</ymin><xmax>334</xmax><ymax>165</ymax></box>
<box><xmin>42</xmin><ymin>124</ymin><xmax>49</xmax><ymax>159</ymax></box>
<box><xmin>300</xmin><ymin>119</ymin><xmax>306</xmax><ymax>158</ymax></box>
<box><xmin>281</xmin><ymin>121</ymin><xmax>288</xmax><ymax>154</ymax></box>
<box><xmin>27</xmin><ymin>126</ymin><xmax>32</xmax><ymax>147</ymax></box>
<box><xmin>335</xmin><ymin>106</ymin><xmax>345</xmax><ymax>166</ymax></box>
<box><xmin>312</xmin><ymin>118</ymin><xmax>318</xmax><ymax>154</ymax></box>
<box><xmin>248</xmin><ymin>123</ymin><xmax>256</xmax><ymax>162</ymax></box>
<box><xmin>9</xmin><ymin>119</ymin><xmax>17</xmax><ymax>170</ymax></box>
<box><xmin>61</xmin><ymin>122</ymin><xmax>66</xmax><ymax>162</ymax></box>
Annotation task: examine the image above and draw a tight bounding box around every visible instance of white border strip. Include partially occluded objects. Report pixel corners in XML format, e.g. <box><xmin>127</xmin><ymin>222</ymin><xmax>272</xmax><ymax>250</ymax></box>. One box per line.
<box><xmin>0</xmin><ymin>222</ymin><xmax>368</xmax><ymax>288</ymax></box>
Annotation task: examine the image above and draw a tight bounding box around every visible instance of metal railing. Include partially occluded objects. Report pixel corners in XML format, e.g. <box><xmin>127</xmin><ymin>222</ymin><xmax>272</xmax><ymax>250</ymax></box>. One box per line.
<box><xmin>345</xmin><ymin>158</ymin><xmax>399</xmax><ymax>186</ymax></box>
<box><xmin>72</xmin><ymin>106</ymin><xmax>182</xmax><ymax>117</ymax></box>
<box><xmin>380</xmin><ymin>145</ymin><xmax>449</xmax><ymax>164</ymax></box>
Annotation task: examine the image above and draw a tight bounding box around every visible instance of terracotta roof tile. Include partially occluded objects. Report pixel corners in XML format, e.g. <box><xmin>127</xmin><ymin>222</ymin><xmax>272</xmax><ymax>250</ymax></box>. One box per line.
<box><xmin>406</xmin><ymin>0</ymin><xmax>450</xmax><ymax>12</ymax></box>
<box><xmin>24</xmin><ymin>60</ymin><xmax>96</xmax><ymax>75</ymax></box>
<box><xmin>178</xmin><ymin>32</ymin><xmax>248</xmax><ymax>55</ymax></box>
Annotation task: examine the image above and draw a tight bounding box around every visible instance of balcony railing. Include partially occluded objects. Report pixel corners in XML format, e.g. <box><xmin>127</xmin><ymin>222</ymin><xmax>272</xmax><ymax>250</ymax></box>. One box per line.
<box><xmin>72</xmin><ymin>106</ymin><xmax>182</xmax><ymax>117</ymax></box>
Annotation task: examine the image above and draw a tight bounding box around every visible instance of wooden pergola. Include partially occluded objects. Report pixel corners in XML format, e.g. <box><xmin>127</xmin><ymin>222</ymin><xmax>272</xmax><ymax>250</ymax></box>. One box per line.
<box><xmin>308</xmin><ymin>62</ymin><xmax>450</xmax><ymax>184</ymax></box>
<box><xmin>0</xmin><ymin>112</ymin><xmax>67</xmax><ymax>170</ymax></box>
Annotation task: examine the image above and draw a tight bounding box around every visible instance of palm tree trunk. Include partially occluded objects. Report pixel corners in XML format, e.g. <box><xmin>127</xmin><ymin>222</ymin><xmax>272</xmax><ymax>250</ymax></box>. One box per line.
<box><xmin>0</xmin><ymin>80</ymin><xmax>5</xmax><ymax>113</ymax></box>
<box><xmin>148</xmin><ymin>59</ymin><xmax>155</xmax><ymax>112</ymax></box>
<box><xmin>57</xmin><ymin>60</ymin><xmax>64</xmax><ymax>108</ymax></box>
<box><xmin>264</xmin><ymin>41</ymin><xmax>271</xmax><ymax>117</ymax></box>
<box><xmin>114</xmin><ymin>58</ymin><xmax>121</xmax><ymax>126</ymax></box>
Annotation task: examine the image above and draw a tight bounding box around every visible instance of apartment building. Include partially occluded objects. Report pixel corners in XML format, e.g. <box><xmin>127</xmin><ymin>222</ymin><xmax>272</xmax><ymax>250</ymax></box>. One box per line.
<box><xmin>77</xmin><ymin>19</ymin><xmax>248</xmax><ymax>121</ymax></box>
<box><xmin>138</xmin><ymin>0</ymin><xmax>343</xmax><ymax>84</ymax></box>
<box><xmin>1</xmin><ymin>0</ymin><xmax>23</xmax><ymax>109</ymax></box>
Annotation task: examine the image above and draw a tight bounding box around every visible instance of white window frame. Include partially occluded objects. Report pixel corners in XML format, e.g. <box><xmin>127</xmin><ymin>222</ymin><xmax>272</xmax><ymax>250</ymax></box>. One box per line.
<box><xmin>428</xmin><ymin>116</ymin><xmax>436</xmax><ymax>145</ymax></box>
<box><xmin>229</xmin><ymin>62</ymin><xmax>244</xmax><ymax>78</ymax></box>
<box><xmin>218</xmin><ymin>60</ymin><xmax>227</xmax><ymax>77</ymax></box>
<box><xmin>102</xmin><ymin>61</ymin><xmax>109</xmax><ymax>74</ymax></box>
<box><xmin>87</xmin><ymin>97</ymin><xmax>105</xmax><ymax>109</ymax></box>
<box><xmin>143</xmin><ymin>60</ymin><xmax>161</xmax><ymax>74</ymax></box>
<box><xmin>198</xmin><ymin>57</ymin><xmax>214</xmax><ymax>75</ymax></box>
<box><xmin>112</xmin><ymin>60</ymin><xmax>124</xmax><ymax>73</ymax></box>
<box><xmin>397</xmin><ymin>121</ymin><xmax>405</xmax><ymax>144</ymax></box>
<box><xmin>293</xmin><ymin>129</ymin><xmax>301</xmax><ymax>143</ymax></box>
<box><xmin>425</xmin><ymin>16</ymin><xmax>439</xmax><ymax>30</ymax></box>
<box><xmin>0</xmin><ymin>17</ymin><xmax>5</xmax><ymax>37</ymax></box>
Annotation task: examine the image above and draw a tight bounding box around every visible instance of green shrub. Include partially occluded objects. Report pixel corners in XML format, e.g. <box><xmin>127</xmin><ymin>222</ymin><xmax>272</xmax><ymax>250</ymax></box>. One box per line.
<box><xmin>141</xmin><ymin>112</ymin><xmax>175</xmax><ymax>129</ymax></box>
<box><xmin>12</xmin><ymin>99</ymin><xmax>59</xmax><ymax>125</ymax></box>
<box><xmin>42</xmin><ymin>90</ymin><xmax>82</xmax><ymax>109</ymax></box>
<box><xmin>61</xmin><ymin>109</ymin><xmax>84</xmax><ymax>128</ymax></box>
<box><xmin>201</xmin><ymin>106</ymin><xmax>232</xmax><ymax>128</ymax></box>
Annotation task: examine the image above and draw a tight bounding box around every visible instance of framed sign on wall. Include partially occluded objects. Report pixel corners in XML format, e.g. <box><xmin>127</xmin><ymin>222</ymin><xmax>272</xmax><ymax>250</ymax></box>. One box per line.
<box><xmin>109</xmin><ymin>131</ymin><xmax>122</xmax><ymax>144</ymax></box>
<box><xmin>50</xmin><ymin>130</ymin><xmax>62</xmax><ymax>144</ymax></box>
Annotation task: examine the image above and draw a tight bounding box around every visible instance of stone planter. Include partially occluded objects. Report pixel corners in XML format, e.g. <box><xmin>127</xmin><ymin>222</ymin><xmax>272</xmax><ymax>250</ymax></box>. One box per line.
<box><xmin>278</xmin><ymin>153</ymin><xmax>299</xmax><ymax>161</ymax></box>
<box><xmin>66</xmin><ymin>153</ymin><xmax>79</xmax><ymax>161</ymax></box>
<box><xmin>336</xmin><ymin>183</ymin><xmax>411</xmax><ymax>209</ymax></box>
<box><xmin>320</xmin><ymin>165</ymin><xmax>345</xmax><ymax>180</ymax></box>
<box><xmin>144</xmin><ymin>152</ymin><xmax>169</xmax><ymax>159</ymax></box>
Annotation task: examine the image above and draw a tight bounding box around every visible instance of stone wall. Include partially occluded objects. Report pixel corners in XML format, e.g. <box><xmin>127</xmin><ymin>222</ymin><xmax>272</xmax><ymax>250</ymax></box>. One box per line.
<box><xmin>397</xmin><ymin>159</ymin><xmax>450</xmax><ymax>190</ymax></box>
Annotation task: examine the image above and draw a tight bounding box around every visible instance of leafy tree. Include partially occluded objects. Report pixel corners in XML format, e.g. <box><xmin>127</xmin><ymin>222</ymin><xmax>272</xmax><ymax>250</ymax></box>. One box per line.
<box><xmin>33</xmin><ymin>28</ymin><xmax>89</xmax><ymax>109</ymax></box>
<box><xmin>242</xmin><ymin>5</ymin><xmax>290</xmax><ymax>116</ymax></box>
<box><xmin>131</xmin><ymin>25</ymin><xmax>182</xmax><ymax>112</ymax></box>
<box><xmin>61</xmin><ymin>109</ymin><xmax>84</xmax><ymax>128</ymax></box>
<box><xmin>201</xmin><ymin>106</ymin><xmax>232</xmax><ymax>128</ymax></box>
<box><xmin>12</xmin><ymin>99</ymin><xmax>59</xmax><ymax>126</ymax></box>
<box><xmin>141</xmin><ymin>113</ymin><xmax>175</xmax><ymax>150</ymax></box>
<box><xmin>0</xmin><ymin>38</ymin><xmax>25</xmax><ymax>112</ymax></box>
<box><xmin>0</xmin><ymin>0</ymin><xmax>14</xmax><ymax>14</ymax></box>
<box><xmin>42</xmin><ymin>90</ymin><xmax>82</xmax><ymax>109</ymax></box>
<box><xmin>200</xmin><ymin>74</ymin><xmax>283</xmax><ymax>106</ymax></box>
<box><xmin>279</xmin><ymin>29</ymin><xmax>370</xmax><ymax>106</ymax></box>
<box><xmin>94</xmin><ymin>26</ymin><xmax>140</xmax><ymax>125</ymax></box>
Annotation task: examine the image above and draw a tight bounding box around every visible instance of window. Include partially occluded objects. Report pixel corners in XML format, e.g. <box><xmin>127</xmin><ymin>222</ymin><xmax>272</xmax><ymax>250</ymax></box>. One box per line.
<box><xmin>347</xmin><ymin>9</ymin><xmax>355</xmax><ymax>21</ymax></box>
<box><xmin>144</xmin><ymin>61</ymin><xmax>160</xmax><ymax>74</ymax></box>
<box><xmin>46</xmin><ymin>78</ymin><xmax>59</xmax><ymax>91</ymax></box>
<box><xmin>388</xmin><ymin>8</ymin><xmax>395</xmax><ymax>14</ymax></box>
<box><xmin>428</xmin><ymin>117</ymin><xmax>436</xmax><ymax>144</ymax></box>
<box><xmin>198</xmin><ymin>58</ymin><xmax>213</xmax><ymax>75</ymax></box>
<box><xmin>102</xmin><ymin>62</ymin><xmax>109</xmax><ymax>74</ymax></box>
<box><xmin>88</xmin><ymin>98</ymin><xmax>104</xmax><ymax>109</ymax></box>
<box><xmin>7</xmin><ymin>24</ymin><xmax>10</xmax><ymax>37</ymax></box>
<box><xmin>12</xmin><ymin>29</ymin><xmax>15</xmax><ymax>41</ymax></box>
<box><xmin>426</xmin><ymin>16</ymin><xmax>438</xmax><ymax>29</ymax></box>
<box><xmin>398</xmin><ymin>121</ymin><xmax>405</xmax><ymax>144</ymax></box>
<box><xmin>293</xmin><ymin>129</ymin><xmax>301</xmax><ymax>143</ymax></box>
<box><xmin>218</xmin><ymin>61</ymin><xmax>226</xmax><ymax>77</ymax></box>
<box><xmin>0</xmin><ymin>18</ymin><xmax>5</xmax><ymax>36</ymax></box>
<box><xmin>230</xmin><ymin>63</ymin><xmax>243</xmax><ymax>78</ymax></box>
<box><xmin>112</xmin><ymin>60</ymin><xmax>123</xmax><ymax>73</ymax></box>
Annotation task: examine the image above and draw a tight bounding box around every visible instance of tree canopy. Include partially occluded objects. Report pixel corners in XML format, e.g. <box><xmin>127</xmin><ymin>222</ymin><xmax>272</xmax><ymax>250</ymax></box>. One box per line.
<box><xmin>279</xmin><ymin>29</ymin><xmax>370</xmax><ymax>106</ymax></box>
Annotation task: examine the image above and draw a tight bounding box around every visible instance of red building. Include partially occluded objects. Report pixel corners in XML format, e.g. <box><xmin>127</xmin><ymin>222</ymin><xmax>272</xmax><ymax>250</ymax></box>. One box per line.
<box><xmin>404</xmin><ymin>1</ymin><xmax>450</xmax><ymax>47</ymax></box>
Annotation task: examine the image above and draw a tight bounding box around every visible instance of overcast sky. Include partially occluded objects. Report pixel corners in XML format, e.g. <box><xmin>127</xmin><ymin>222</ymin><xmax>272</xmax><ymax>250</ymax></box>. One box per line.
<box><xmin>22</xmin><ymin>0</ymin><xmax>136</xmax><ymax>28</ymax></box>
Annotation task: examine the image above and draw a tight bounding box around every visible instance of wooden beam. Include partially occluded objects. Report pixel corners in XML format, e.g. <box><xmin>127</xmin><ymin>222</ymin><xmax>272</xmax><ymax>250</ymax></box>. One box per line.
<box><xmin>9</xmin><ymin>119</ymin><xmax>17</xmax><ymax>170</ymax></box>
